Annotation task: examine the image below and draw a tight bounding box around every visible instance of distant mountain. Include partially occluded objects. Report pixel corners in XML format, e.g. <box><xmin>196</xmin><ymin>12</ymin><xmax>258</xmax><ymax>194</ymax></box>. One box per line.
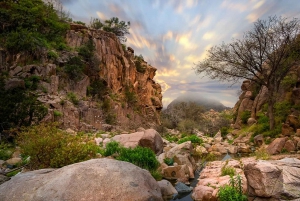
<box><xmin>167</xmin><ymin>93</ymin><xmax>230</xmax><ymax>112</ymax></box>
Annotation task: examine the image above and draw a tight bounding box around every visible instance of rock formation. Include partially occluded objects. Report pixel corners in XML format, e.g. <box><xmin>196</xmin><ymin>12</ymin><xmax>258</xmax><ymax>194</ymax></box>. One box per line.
<box><xmin>0</xmin><ymin>158</ymin><xmax>163</xmax><ymax>201</ymax></box>
<box><xmin>2</xmin><ymin>24</ymin><xmax>163</xmax><ymax>131</ymax></box>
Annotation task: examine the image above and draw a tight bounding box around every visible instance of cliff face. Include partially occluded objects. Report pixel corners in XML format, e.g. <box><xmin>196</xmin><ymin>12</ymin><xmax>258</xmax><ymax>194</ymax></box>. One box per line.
<box><xmin>3</xmin><ymin>24</ymin><xmax>163</xmax><ymax>131</ymax></box>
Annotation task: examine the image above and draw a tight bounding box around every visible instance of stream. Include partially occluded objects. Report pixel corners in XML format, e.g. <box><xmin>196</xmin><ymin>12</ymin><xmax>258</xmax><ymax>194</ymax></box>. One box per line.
<box><xmin>166</xmin><ymin>153</ymin><xmax>233</xmax><ymax>201</ymax></box>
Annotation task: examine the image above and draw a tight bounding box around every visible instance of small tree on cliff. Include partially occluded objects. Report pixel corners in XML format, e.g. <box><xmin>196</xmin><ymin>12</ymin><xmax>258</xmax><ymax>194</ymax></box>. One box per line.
<box><xmin>195</xmin><ymin>16</ymin><xmax>300</xmax><ymax>130</ymax></box>
<box><xmin>90</xmin><ymin>17</ymin><xmax>130</xmax><ymax>43</ymax></box>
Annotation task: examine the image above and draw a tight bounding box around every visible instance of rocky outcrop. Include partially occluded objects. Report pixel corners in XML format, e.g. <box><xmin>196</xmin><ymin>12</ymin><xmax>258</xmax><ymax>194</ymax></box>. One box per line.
<box><xmin>192</xmin><ymin>158</ymin><xmax>251</xmax><ymax>201</ymax></box>
<box><xmin>245</xmin><ymin>158</ymin><xmax>300</xmax><ymax>200</ymax></box>
<box><xmin>4</xmin><ymin>24</ymin><xmax>163</xmax><ymax>131</ymax></box>
<box><xmin>112</xmin><ymin>129</ymin><xmax>164</xmax><ymax>154</ymax></box>
<box><xmin>0</xmin><ymin>158</ymin><xmax>163</xmax><ymax>201</ymax></box>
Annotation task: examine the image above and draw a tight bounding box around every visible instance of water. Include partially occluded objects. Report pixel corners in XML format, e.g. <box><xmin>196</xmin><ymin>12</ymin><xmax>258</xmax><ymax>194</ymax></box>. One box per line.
<box><xmin>166</xmin><ymin>153</ymin><xmax>234</xmax><ymax>201</ymax></box>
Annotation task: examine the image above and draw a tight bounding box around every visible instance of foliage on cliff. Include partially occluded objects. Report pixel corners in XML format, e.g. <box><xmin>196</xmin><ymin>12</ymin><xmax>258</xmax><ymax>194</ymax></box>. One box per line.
<box><xmin>0</xmin><ymin>0</ymin><xmax>69</xmax><ymax>55</ymax></box>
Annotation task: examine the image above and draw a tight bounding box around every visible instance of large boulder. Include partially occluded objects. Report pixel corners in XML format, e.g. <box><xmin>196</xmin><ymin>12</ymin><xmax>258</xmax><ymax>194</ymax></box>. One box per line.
<box><xmin>112</xmin><ymin>129</ymin><xmax>163</xmax><ymax>154</ymax></box>
<box><xmin>266</xmin><ymin>137</ymin><xmax>287</xmax><ymax>155</ymax></box>
<box><xmin>0</xmin><ymin>159</ymin><xmax>163</xmax><ymax>201</ymax></box>
<box><xmin>157</xmin><ymin>180</ymin><xmax>177</xmax><ymax>198</ymax></box>
<box><xmin>245</xmin><ymin>158</ymin><xmax>300</xmax><ymax>200</ymax></box>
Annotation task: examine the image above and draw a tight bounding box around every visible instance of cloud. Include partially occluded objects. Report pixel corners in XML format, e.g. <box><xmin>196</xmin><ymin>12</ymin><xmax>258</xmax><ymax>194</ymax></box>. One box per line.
<box><xmin>221</xmin><ymin>0</ymin><xmax>248</xmax><ymax>12</ymax></box>
<box><xmin>202</xmin><ymin>32</ymin><xmax>216</xmax><ymax>40</ymax></box>
<box><xmin>96</xmin><ymin>11</ymin><xmax>106</xmax><ymax>20</ymax></box>
<box><xmin>176</xmin><ymin>32</ymin><xmax>197</xmax><ymax>50</ymax></box>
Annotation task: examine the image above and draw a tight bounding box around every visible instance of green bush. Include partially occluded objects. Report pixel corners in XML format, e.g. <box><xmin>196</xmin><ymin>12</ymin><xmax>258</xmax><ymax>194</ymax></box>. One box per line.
<box><xmin>64</xmin><ymin>56</ymin><xmax>85</xmax><ymax>81</ymax></box>
<box><xmin>103</xmin><ymin>142</ymin><xmax>159</xmax><ymax>172</ymax></box>
<box><xmin>164</xmin><ymin>157</ymin><xmax>174</xmax><ymax>166</ymax></box>
<box><xmin>134</xmin><ymin>55</ymin><xmax>146</xmax><ymax>73</ymax></box>
<box><xmin>0</xmin><ymin>0</ymin><xmax>69</xmax><ymax>55</ymax></box>
<box><xmin>67</xmin><ymin>92</ymin><xmax>79</xmax><ymax>105</ymax></box>
<box><xmin>78</xmin><ymin>39</ymin><xmax>95</xmax><ymax>61</ymax></box>
<box><xmin>17</xmin><ymin>123</ymin><xmax>99</xmax><ymax>169</ymax></box>
<box><xmin>164</xmin><ymin>134</ymin><xmax>178</xmax><ymax>142</ymax></box>
<box><xmin>0</xmin><ymin>143</ymin><xmax>13</xmax><ymax>160</ymax></box>
<box><xmin>47</xmin><ymin>50</ymin><xmax>59</xmax><ymax>60</ymax></box>
<box><xmin>218</xmin><ymin>175</ymin><xmax>247</xmax><ymax>201</ymax></box>
<box><xmin>220</xmin><ymin>127</ymin><xmax>229</xmax><ymax>138</ymax></box>
<box><xmin>125</xmin><ymin>85</ymin><xmax>137</xmax><ymax>106</ymax></box>
<box><xmin>178</xmin><ymin>134</ymin><xmax>203</xmax><ymax>145</ymax></box>
<box><xmin>104</xmin><ymin>141</ymin><xmax>121</xmax><ymax>156</ymax></box>
<box><xmin>53</xmin><ymin>110</ymin><xmax>62</xmax><ymax>117</ymax></box>
<box><xmin>221</xmin><ymin>165</ymin><xmax>236</xmax><ymax>177</ymax></box>
<box><xmin>117</xmin><ymin>146</ymin><xmax>159</xmax><ymax>171</ymax></box>
<box><xmin>240</xmin><ymin>110</ymin><xmax>251</xmax><ymax>124</ymax></box>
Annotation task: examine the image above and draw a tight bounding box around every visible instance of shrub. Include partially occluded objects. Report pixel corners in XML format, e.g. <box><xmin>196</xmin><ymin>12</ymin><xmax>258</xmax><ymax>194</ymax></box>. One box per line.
<box><xmin>178</xmin><ymin>134</ymin><xmax>203</xmax><ymax>145</ymax></box>
<box><xmin>104</xmin><ymin>141</ymin><xmax>121</xmax><ymax>157</ymax></box>
<box><xmin>17</xmin><ymin>123</ymin><xmax>99</xmax><ymax>169</ymax></box>
<box><xmin>64</xmin><ymin>56</ymin><xmax>85</xmax><ymax>81</ymax></box>
<box><xmin>164</xmin><ymin>157</ymin><xmax>174</xmax><ymax>166</ymax></box>
<box><xmin>53</xmin><ymin>110</ymin><xmax>62</xmax><ymax>117</ymax></box>
<box><xmin>220</xmin><ymin>127</ymin><xmax>229</xmax><ymax>138</ymax></box>
<box><xmin>240</xmin><ymin>110</ymin><xmax>251</xmax><ymax>124</ymax></box>
<box><xmin>78</xmin><ymin>39</ymin><xmax>95</xmax><ymax>61</ymax></box>
<box><xmin>67</xmin><ymin>92</ymin><xmax>79</xmax><ymax>105</ymax></box>
<box><xmin>134</xmin><ymin>55</ymin><xmax>146</xmax><ymax>73</ymax></box>
<box><xmin>164</xmin><ymin>134</ymin><xmax>178</xmax><ymax>142</ymax></box>
<box><xmin>178</xmin><ymin>119</ymin><xmax>198</xmax><ymax>134</ymax></box>
<box><xmin>117</xmin><ymin>146</ymin><xmax>159</xmax><ymax>171</ymax></box>
<box><xmin>0</xmin><ymin>143</ymin><xmax>13</xmax><ymax>160</ymax></box>
<box><xmin>149</xmin><ymin>170</ymin><xmax>162</xmax><ymax>181</ymax></box>
<box><xmin>221</xmin><ymin>161</ymin><xmax>236</xmax><ymax>177</ymax></box>
<box><xmin>47</xmin><ymin>50</ymin><xmax>59</xmax><ymax>59</ymax></box>
<box><xmin>125</xmin><ymin>85</ymin><xmax>137</xmax><ymax>106</ymax></box>
<box><xmin>218</xmin><ymin>175</ymin><xmax>247</xmax><ymax>201</ymax></box>
<box><xmin>105</xmin><ymin>112</ymin><xmax>117</xmax><ymax>124</ymax></box>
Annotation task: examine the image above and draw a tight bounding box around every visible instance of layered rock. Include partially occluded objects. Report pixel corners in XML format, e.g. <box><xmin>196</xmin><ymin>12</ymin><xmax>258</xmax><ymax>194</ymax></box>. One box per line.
<box><xmin>0</xmin><ymin>158</ymin><xmax>163</xmax><ymax>201</ymax></box>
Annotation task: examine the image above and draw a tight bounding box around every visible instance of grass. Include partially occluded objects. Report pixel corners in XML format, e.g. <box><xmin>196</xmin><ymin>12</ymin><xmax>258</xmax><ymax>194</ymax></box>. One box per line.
<box><xmin>221</xmin><ymin>161</ymin><xmax>236</xmax><ymax>177</ymax></box>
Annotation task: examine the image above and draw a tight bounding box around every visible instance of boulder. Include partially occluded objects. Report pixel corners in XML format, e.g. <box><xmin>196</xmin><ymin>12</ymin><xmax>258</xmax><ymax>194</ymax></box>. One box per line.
<box><xmin>192</xmin><ymin>185</ymin><xmax>216</xmax><ymax>201</ymax></box>
<box><xmin>245</xmin><ymin>158</ymin><xmax>300</xmax><ymax>200</ymax></box>
<box><xmin>112</xmin><ymin>129</ymin><xmax>163</xmax><ymax>154</ymax></box>
<box><xmin>175</xmin><ymin>182</ymin><xmax>193</xmax><ymax>194</ymax></box>
<box><xmin>195</xmin><ymin>145</ymin><xmax>208</xmax><ymax>155</ymax></box>
<box><xmin>266</xmin><ymin>137</ymin><xmax>287</xmax><ymax>155</ymax></box>
<box><xmin>165</xmin><ymin>141</ymin><xmax>193</xmax><ymax>159</ymax></box>
<box><xmin>0</xmin><ymin>159</ymin><xmax>163</xmax><ymax>201</ymax></box>
<box><xmin>162</xmin><ymin>164</ymin><xmax>190</xmax><ymax>183</ymax></box>
<box><xmin>254</xmin><ymin>134</ymin><xmax>264</xmax><ymax>147</ymax></box>
<box><xmin>0</xmin><ymin>175</ymin><xmax>10</xmax><ymax>185</ymax></box>
<box><xmin>282</xmin><ymin>123</ymin><xmax>294</xmax><ymax>136</ymax></box>
<box><xmin>157</xmin><ymin>180</ymin><xmax>177</xmax><ymax>197</ymax></box>
<box><xmin>283</xmin><ymin>140</ymin><xmax>296</xmax><ymax>152</ymax></box>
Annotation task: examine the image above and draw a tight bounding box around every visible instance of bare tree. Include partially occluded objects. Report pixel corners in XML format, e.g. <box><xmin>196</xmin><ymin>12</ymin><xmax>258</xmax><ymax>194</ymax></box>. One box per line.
<box><xmin>195</xmin><ymin>16</ymin><xmax>300</xmax><ymax>130</ymax></box>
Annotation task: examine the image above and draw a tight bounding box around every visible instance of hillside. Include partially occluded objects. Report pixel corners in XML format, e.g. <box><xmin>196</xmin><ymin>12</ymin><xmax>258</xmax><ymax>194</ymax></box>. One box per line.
<box><xmin>0</xmin><ymin>1</ymin><xmax>162</xmax><ymax>133</ymax></box>
<box><xmin>167</xmin><ymin>93</ymin><xmax>230</xmax><ymax>112</ymax></box>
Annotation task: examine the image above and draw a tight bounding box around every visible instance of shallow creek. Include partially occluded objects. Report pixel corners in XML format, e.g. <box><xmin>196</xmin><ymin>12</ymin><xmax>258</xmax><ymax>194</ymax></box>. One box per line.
<box><xmin>166</xmin><ymin>153</ymin><xmax>232</xmax><ymax>201</ymax></box>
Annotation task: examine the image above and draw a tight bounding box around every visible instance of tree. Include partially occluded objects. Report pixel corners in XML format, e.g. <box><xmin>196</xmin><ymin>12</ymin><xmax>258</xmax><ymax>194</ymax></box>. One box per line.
<box><xmin>103</xmin><ymin>17</ymin><xmax>130</xmax><ymax>43</ymax></box>
<box><xmin>195</xmin><ymin>16</ymin><xmax>300</xmax><ymax>130</ymax></box>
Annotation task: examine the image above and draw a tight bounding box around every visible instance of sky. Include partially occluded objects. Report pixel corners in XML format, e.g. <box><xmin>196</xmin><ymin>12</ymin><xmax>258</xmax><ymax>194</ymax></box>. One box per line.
<box><xmin>60</xmin><ymin>0</ymin><xmax>300</xmax><ymax>108</ymax></box>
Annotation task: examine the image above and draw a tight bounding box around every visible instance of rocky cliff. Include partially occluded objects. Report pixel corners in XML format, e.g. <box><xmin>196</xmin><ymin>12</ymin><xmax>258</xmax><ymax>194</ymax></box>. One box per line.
<box><xmin>233</xmin><ymin>63</ymin><xmax>300</xmax><ymax>133</ymax></box>
<box><xmin>1</xmin><ymin>24</ymin><xmax>163</xmax><ymax>131</ymax></box>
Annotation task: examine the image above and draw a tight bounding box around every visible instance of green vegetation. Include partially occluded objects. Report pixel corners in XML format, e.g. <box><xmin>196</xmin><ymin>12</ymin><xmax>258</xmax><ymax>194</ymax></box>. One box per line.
<box><xmin>218</xmin><ymin>175</ymin><xmax>247</xmax><ymax>201</ymax></box>
<box><xmin>17</xmin><ymin>123</ymin><xmax>99</xmax><ymax>169</ymax></box>
<box><xmin>0</xmin><ymin>0</ymin><xmax>69</xmax><ymax>57</ymax></box>
<box><xmin>240</xmin><ymin>110</ymin><xmax>251</xmax><ymax>124</ymax></box>
<box><xmin>53</xmin><ymin>110</ymin><xmax>62</xmax><ymax>117</ymax></box>
<box><xmin>164</xmin><ymin>157</ymin><xmax>174</xmax><ymax>166</ymax></box>
<box><xmin>134</xmin><ymin>54</ymin><xmax>146</xmax><ymax>73</ymax></box>
<box><xmin>90</xmin><ymin>17</ymin><xmax>130</xmax><ymax>43</ymax></box>
<box><xmin>87</xmin><ymin>79</ymin><xmax>108</xmax><ymax>99</ymax></box>
<box><xmin>125</xmin><ymin>85</ymin><xmax>137</xmax><ymax>107</ymax></box>
<box><xmin>0</xmin><ymin>143</ymin><xmax>13</xmax><ymax>160</ymax></box>
<box><xmin>0</xmin><ymin>76</ymin><xmax>48</xmax><ymax>130</ymax></box>
<box><xmin>103</xmin><ymin>141</ymin><xmax>160</xmax><ymax>178</ymax></box>
<box><xmin>220</xmin><ymin>127</ymin><xmax>229</xmax><ymax>138</ymax></box>
<box><xmin>64</xmin><ymin>56</ymin><xmax>85</xmax><ymax>81</ymax></box>
<box><xmin>67</xmin><ymin>92</ymin><xmax>79</xmax><ymax>105</ymax></box>
<box><xmin>221</xmin><ymin>161</ymin><xmax>236</xmax><ymax>177</ymax></box>
<box><xmin>178</xmin><ymin>134</ymin><xmax>203</xmax><ymax>145</ymax></box>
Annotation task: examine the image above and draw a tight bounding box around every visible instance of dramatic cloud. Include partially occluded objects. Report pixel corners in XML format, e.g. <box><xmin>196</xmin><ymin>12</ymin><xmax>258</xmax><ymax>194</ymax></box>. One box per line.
<box><xmin>61</xmin><ymin>0</ymin><xmax>300</xmax><ymax>108</ymax></box>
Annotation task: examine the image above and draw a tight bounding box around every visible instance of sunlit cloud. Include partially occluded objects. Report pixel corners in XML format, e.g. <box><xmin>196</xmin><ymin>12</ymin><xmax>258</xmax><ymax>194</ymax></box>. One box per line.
<box><xmin>202</xmin><ymin>32</ymin><xmax>216</xmax><ymax>40</ymax></box>
<box><xmin>253</xmin><ymin>0</ymin><xmax>265</xmax><ymax>9</ymax></box>
<box><xmin>96</xmin><ymin>11</ymin><xmax>106</xmax><ymax>20</ymax></box>
<box><xmin>176</xmin><ymin>32</ymin><xmax>197</xmax><ymax>50</ymax></box>
<box><xmin>221</xmin><ymin>0</ymin><xmax>248</xmax><ymax>12</ymax></box>
<box><xmin>156</xmin><ymin>69</ymin><xmax>180</xmax><ymax>77</ymax></box>
<box><xmin>247</xmin><ymin>13</ymin><xmax>259</xmax><ymax>22</ymax></box>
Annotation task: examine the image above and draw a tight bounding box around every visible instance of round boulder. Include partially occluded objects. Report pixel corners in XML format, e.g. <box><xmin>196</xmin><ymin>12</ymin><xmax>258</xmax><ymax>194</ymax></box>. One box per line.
<box><xmin>0</xmin><ymin>159</ymin><xmax>163</xmax><ymax>201</ymax></box>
